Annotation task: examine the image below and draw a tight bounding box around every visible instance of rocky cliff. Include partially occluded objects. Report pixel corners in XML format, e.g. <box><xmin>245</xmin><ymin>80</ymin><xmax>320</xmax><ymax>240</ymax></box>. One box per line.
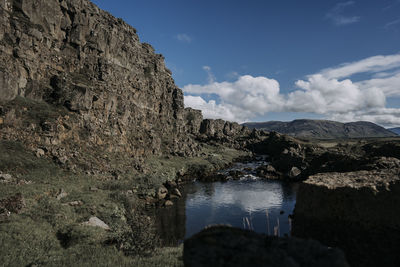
<box><xmin>0</xmin><ymin>0</ymin><xmax>206</xmax><ymax>175</ymax></box>
<box><xmin>0</xmin><ymin>0</ymin><xmax>261</xmax><ymax>176</ymax></box>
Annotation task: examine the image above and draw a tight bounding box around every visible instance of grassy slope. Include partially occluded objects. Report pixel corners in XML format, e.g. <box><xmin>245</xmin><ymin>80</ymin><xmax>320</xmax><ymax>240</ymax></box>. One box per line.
<box><xmin>0</xmin><ymin>140</ymin><xmax>247</xmax><ymax>266</ymax></box>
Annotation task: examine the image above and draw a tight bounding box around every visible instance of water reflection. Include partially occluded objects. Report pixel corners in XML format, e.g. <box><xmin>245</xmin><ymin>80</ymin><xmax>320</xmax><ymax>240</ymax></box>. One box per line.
<box><xmin>155</xmin><ymin>178</ymin><xmax>299</xmax><ymax>245</ymax></box>
<box><xmin>189</xmin><ymin>180</ymin><xmax>284</xmax><ymax>212</ymax></box>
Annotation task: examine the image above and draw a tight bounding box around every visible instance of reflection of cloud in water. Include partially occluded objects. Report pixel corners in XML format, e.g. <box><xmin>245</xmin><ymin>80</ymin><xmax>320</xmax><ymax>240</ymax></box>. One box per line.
<box><xmin>187</xmin><ymin>181</ymin><xmax>283</xmax><ymax>212</ymax></box>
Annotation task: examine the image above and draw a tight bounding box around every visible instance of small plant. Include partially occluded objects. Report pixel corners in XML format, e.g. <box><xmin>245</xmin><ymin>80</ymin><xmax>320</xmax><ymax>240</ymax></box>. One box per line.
<box><xmin>242</xmin><ymin>210</ymin><xmax>255</xmax><ymax>230</ymax></box>
<box><xmin>108</xmin><ymin>214</ymin><xmax>160</xmax><ymax>256</ymax></box>
<box><xmin>273</xmin><ymin>218</ymin><xmax>280</xmax><ymax>237</ymax></box>
<box><xmin>266</xmin><ymin>209</ymin><xmax>271</xmax><ymax>235</ymax></box>
<box><xmin>242</xmin><ymin>216</ymin><xmax>254</xmax><ymax>230</ymax></box>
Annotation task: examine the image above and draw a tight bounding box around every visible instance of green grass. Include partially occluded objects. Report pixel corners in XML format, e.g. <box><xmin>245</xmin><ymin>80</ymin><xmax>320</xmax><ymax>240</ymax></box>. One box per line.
<box><xmin>0</xmin><ymin>140</ymin><xmax>245</xmax><ymax>266</ymax></box>
<box><xmin>0</xmin><ymin>139</ymin><xmax>181</xmax><ymax>266</ymax></box>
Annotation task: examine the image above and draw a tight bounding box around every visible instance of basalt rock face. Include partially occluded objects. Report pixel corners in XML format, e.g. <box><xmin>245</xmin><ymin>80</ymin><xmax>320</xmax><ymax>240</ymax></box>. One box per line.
<box><xmin>196</xmin><ymin>119</ymin><xmax>254</xmax><ymax>148</ymax></box>
<box><xmin>293</xmin><ymin>169</ymin><xmax>400</xmax><ymax>267</ymax></box>
<box><xmin>181</xmin><ymin>112</ymin><xmax>263</xmax><ymax>150</ymax></box>
<box><xmin>0</xmin><ymin>0</ymin><xmax>201</xmax><ymax>173</ymax></box>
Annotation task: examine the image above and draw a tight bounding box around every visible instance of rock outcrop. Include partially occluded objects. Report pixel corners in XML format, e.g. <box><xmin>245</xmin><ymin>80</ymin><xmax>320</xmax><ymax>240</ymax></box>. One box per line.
<box><xmin>184</xmin><ymin>225</ymin><xmax>349</xmax><ymax>267</ymax></box>
<box><xmin>252</xmin><ymin>133</ymin><xmax>400</xmax><ymax>180</ymax></box>
<box><xmin>293</xmin><ymin>169</ymin><xmax>400</xmax><ymax>267</ymax></box>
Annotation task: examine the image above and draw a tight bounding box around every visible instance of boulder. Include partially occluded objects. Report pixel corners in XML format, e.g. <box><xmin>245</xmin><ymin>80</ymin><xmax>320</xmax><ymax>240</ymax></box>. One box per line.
<box><xmin>184</xmin><ymin>226</ymin><xmax>349</xmax><ymax>267</ymax></box>
<box><xmin>287</xmin><ymin>166</ymin><xmax>301</xmax><ymax>179</ymax></box>
<box><xmin>0</xmin><ymin>173</ymin><xmax>13</xmax><ymax>183</ymax></box>
<box><xmin>35</xmin><ymin>148</ymin><xmax>45</xmax><ymax>157</ymax></box>
<box><xmin>82</xmin><ymin>216</ymin><xmax>110</xmax><ymax>230</ymax></box>
<box><xmin>157</xmin><ymin>186</ymin><xmax>168</xmax><ymax>200</ymax></box>
<box><xmin>164</xmin><ymin>200</ymin><xmax>174</xmax><ymax>207</ymax></box>
<box><xmin>56</xmin><ymin>188</ymin><xmax>68</xmax><ymax>200</ymax></box>
<box><xmin>172</xmin><ymin>188</ymin><xmax>182</xmax><ymax>198</ymax></box>
<box><xmin>256</xmin><ymin>164</ymin><xmax>280</xmax><ymax>179</ymax></box>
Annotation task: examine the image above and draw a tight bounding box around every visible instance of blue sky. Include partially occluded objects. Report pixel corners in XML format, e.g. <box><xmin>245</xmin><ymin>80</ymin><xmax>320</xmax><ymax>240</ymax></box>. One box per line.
<box><xmin>91</xmin><ymin>0</ymin><xmax>400</xmax><ymax>127</ymax></box>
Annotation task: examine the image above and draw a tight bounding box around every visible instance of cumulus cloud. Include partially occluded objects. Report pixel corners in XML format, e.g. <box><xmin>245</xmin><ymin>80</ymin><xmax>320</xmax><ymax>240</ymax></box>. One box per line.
<box><xmin>326</xmin><ymin>1</ymin><xmax>360</xmax><ymax>26</ymax></box>
<box><xmin>183</xmin><ymin>74</ymin><xmax>284</xmax><ymax>122</ymax></box>
<box><xmin>184</xmin><ymin>95</ymin><xmax>252</xmax><ymax>122</ymax></box>
<box><xmin>176</xmin><ymin>33</ymin><xmax>192</xmax><ymax>43</ymax></box>
<box><xmin>183</xmin><ymin>54</ymin><xmax>400</xmax><ymax>127</ymax></box>
<box><xmin>287</xmin><ymin>75</ymin><xmax>384</xmax><ymax>114</ymax></box>
<box><xmin>290</xmin><ymin>53</ymin><xmax>400</xmax><ymax>126</ymax></box>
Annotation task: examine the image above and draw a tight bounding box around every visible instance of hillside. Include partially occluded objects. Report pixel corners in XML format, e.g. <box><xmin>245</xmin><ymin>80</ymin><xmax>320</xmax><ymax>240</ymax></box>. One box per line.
<box><xmin>389</xmin><ymin>127</ymin><xmax>400</xmax><ymax>135</ymax></box>
<box><xmin>243</xmin><ymin>119</ymin><xmax>397</xmax><ymax>139</ymax></box>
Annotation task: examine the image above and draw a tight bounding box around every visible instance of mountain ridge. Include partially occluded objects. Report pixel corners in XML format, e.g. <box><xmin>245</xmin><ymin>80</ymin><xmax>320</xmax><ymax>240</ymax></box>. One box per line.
<box><xmin>389</xmin><ymin>127</ymin><xmax>400</xmax><ymax>135</ymax></box>
<box><xmin>243</xmin><ymin>119</ymin><xmax>397</xmax><ymax>139</ymax></box>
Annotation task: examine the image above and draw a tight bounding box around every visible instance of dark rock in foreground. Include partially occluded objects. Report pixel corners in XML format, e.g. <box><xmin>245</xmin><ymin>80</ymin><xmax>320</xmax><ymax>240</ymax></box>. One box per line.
<box><xmin>184</xmin><ymin>225</ymin><xmax>349</xmax><ymax>267</ymax></box>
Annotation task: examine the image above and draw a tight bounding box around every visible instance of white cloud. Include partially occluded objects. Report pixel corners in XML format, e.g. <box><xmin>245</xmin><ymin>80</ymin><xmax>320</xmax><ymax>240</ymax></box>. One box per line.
<box><xmin>319</xmin><ymin>54</ymin><xmax>400</xmax><ymax>79</ymax></box>
<box><xmin>356</xmin><ymin>71</ymin><xmax>400</xmax><ymax>97</ymax></box>
<box><xmin>291</xmin><ymin>54</ymin><xmax>400</xmax><ymax>126</ymax></box>
<box><xmin>287</xmin><ymin>75</ymin><xmax>382</xmax><ymax>114</ymax></box>
<box><xmin>326</xmin><ymin>1</ymin><xmax>360</xmax><ymax>26</ymax></box>
<box><xmin>176</xmin><ymin>33</ymin><xmax>192</xmax><ymax>43</ymax></box>
<box><xmin>183</xmin><ymin>54</ymin><xmax>400</xmax><ymax>127</ymax></box>
<box><xmin>183</xmin><ymin>73</ymin><xmax>285</xmax><ymax>122</ymax></box>
<box><xmin>184</xmin><ymin>95</ymin><xmax>253</xmax><ymax>122</ymax></box>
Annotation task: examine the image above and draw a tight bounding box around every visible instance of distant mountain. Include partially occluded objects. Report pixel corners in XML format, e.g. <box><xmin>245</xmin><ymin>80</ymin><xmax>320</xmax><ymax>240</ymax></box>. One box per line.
<box><xmin>389</xmin><ymin>127</ymin><xmax>400</xmax><ymax>135</ymax></box>
<box><xmin>243</xmin><ymin>119</ymin><xmax>398</xmax><ymax>139</ymax></box>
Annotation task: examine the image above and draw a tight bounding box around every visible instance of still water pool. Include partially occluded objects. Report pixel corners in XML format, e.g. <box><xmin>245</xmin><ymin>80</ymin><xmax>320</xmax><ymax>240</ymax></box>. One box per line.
<box><xmin>156</xmin><ymin>162</ymin><xmax>299</xmax><ymax>245</ymax></box>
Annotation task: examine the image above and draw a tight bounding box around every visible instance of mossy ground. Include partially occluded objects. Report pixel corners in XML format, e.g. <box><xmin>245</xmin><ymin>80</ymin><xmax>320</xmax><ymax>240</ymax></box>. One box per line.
<box><xmin>0</xmin><ymin>140</ymin><xmax>247</xmax><ymax>266</ymax></box>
